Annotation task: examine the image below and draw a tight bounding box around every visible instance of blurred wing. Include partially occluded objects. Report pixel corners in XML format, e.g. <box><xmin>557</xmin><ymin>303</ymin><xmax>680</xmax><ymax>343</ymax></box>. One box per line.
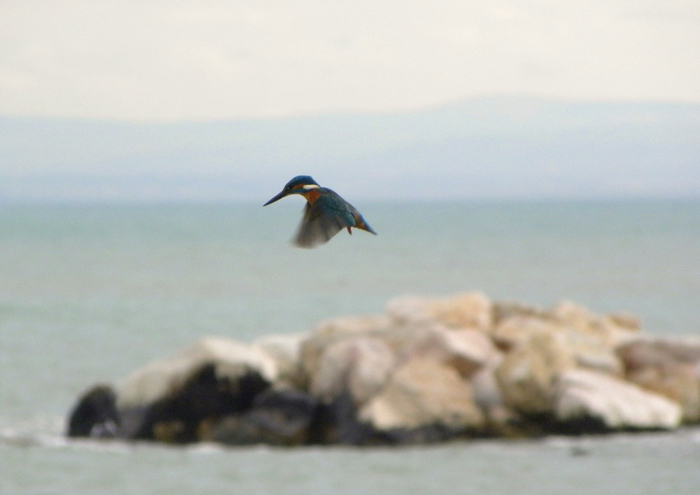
<box><xmin>294</xmin><ymin>196</ymin><xmax>355</xmax><ymax>248</ymax></box>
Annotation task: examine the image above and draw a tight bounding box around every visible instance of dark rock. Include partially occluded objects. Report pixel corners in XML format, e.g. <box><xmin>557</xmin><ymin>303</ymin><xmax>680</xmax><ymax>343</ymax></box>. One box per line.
<box><xmin>67</xmin><ymin>385</ymin><xmax>119</xmax><ymax>438</ymax></box>
<box><xmin>208</xmin><ymin>388</ymin><xmax>319</xmax><ymax>446</ymax></box>
<box><xmin>548</xmin><ymin>414</ymin><xmax>611</xmax><ymax>435</ymax></box>
<box><xmin>115</xmin><ymin>406</ymin><xmax>151</xmax><ymax>440</ymax></box>
<box><xmin>309</xmin><ymin>391</ymin><xmax>378</xmax><ymax>446</ymax></box>
<box><xmin>119</xmin><ymin>364</ymin><xmax>271</xmax><ymax>443</ymax></box>
<box><xmin>374</xmin><ymin>423</ymin><xmax>467</xmax><ymax>445</ymax></box>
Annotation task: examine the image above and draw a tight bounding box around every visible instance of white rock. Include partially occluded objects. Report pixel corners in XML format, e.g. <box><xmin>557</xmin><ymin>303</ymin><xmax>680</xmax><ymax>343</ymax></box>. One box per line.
<box><xmin>314</xmin><ymin>314</ymin><xmax>392</xmax><ymax>338</ymax></box>
<box><xmin>555</xmin><ymin>369</ymin><xmax>682</xmax><ymax>430</ymax></box>
<box><xmin>493</xmin><ymin>315</ymin><xmax>624</xmax><ymax>375</ymax></box>
<box><xmin>385</xmin><ymin>292</ymin><xmax>492</xmax><ymax>330</ymax></box>
<box><xmin>491</xmin><ymin>315</ymin><xmax>562</xmax><ymax>349</ymax></box>
<box><xmin>549</xmin><ymin>300</ymin><xmax>640</xmax><ymax>348</ymax></box>
<box><xmin>300</xmin><ymin>315</ymin><xmax>392</xmax><ymax>382</ymax></box>
<box><xmin>618</xmin><ymin>337</ymin><xmax>700</xmax><ymax>422</ymax></box>
<box><xmin>495</xmin><ymin>332</ymin><xmax>577</xmax><ymax>414</ymax></box>
<box><xmin>359</xmin><ymin>357</ymin><xmax>484</xmax><ymax>431</ymax></box>
<box><xmin>470</xmin><ymin>359</ymin><xmax>505</xmax><ymax>412</ymax></box>
<box><xmin>116</xmin><ymin>337</ymin><xmax>278</xmax><ymax>409</ymax></box>
<box><xmin>402</xmin><ymin>324</ymin><xmax>500</xmax><ymax>377</ymax></box>
<box><xmin>310</xmin><ymin>337</ymin><xmax>396</xmax><ymax>405</ymax></box>
<box><xmin>253</xmin><ymin>332</ymin><xmax>307</xmax><ymax>386</ymax></box>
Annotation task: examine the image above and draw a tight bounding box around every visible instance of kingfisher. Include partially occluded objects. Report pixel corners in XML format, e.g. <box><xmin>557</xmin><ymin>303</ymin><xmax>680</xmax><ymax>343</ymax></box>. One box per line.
<box><xmin>263</xmin><ymin>175</ymin><xmax>377</xmax><ymax>248</ymax></box>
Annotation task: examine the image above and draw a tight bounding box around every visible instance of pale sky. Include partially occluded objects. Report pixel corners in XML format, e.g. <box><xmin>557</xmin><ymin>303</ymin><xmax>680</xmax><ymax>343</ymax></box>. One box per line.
<box><xmin>1</xmin><ymin>0</ymin><xmax>699</xmax><ymax>122</ymax></box>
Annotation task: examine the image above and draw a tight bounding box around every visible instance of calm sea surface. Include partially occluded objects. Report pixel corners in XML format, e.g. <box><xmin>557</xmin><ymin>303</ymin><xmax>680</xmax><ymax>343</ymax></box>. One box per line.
<box><xmin>1</xmin><ymin>200</ymin><xmax>700</xmax><ymax>494</ymax></box>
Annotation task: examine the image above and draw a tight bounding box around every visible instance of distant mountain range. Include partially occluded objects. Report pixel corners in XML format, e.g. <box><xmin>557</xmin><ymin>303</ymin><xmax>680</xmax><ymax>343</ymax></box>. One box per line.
<box><xmin>1</xmin><ymin>97</ymin><xmax>699</xmax><ymax>201</ymax></box>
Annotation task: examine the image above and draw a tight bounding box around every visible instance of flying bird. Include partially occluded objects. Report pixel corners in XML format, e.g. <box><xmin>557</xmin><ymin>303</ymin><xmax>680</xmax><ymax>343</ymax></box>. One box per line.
<box><xmin>263</xmin><ymin>175</ymin><xmax>377</xmax><ymax>248</ymax></box>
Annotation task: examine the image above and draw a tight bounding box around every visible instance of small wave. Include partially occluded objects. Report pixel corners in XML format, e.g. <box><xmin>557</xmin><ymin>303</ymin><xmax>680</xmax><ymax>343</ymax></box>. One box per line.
<box><xmin>0</xmin><ymin>415</ymin><xmax>129</xmax><ymax>453</ymax></box>
<box><xmin>0</xmin><ymin>415</ymin><xmax>64</xmax><ymax>448</ymax></box>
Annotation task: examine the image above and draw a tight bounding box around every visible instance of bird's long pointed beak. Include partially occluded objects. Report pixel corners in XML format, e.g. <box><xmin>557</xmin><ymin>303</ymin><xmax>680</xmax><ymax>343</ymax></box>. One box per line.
<box><xmin>263</xmin><ymin>190</ymin><xmax>287</xmax><ymax>206</ymax></box>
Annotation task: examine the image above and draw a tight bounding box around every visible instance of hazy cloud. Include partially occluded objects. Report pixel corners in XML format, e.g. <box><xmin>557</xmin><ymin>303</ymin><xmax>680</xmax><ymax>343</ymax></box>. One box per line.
<box><xmin>1</xmin><ymin>1</ymin><xmax>699</xmax><ymax>121</ymax></box>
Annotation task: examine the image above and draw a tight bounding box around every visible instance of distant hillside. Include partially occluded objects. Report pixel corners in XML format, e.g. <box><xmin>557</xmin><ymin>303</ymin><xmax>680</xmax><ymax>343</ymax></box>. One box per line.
<box><xmin>1</xmin><ymin>97</ymin><xmax>699</xmax><ymax>201</ymax></box>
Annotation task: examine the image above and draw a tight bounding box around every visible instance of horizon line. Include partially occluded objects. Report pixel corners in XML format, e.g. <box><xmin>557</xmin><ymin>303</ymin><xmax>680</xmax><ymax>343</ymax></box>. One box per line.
<box><xmin>2</xmin><ymin>95</ymin><xmax>700</xmax><ymax>125</ymax></box>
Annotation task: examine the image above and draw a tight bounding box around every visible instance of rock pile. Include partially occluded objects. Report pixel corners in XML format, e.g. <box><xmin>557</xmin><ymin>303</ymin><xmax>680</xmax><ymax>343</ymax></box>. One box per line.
<box><xmin>67</xmin><ymin>292</ymin><xmax>700</xmax><ymax>446</ymax></box>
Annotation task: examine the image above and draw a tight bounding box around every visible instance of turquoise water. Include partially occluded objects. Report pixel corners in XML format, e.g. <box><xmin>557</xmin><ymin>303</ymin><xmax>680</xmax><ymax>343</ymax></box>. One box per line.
<box><xmin>1</xmin><ymin>200</ymin><xmax>700</xmax><ymax>494</ymax></box>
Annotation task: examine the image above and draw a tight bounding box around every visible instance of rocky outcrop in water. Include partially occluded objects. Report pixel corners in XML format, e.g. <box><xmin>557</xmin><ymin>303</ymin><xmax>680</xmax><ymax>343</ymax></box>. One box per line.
<box><xmin>67</xmin><ymin>292</ymin><xmax>700</xmax><ymax>446</ymax></box>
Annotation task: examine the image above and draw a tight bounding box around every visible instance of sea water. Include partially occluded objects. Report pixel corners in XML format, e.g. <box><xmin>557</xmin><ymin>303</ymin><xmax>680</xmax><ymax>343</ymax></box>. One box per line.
<box><xmin>1</xmin><ymin>200</ymin><xmax>699</xmax><ymax>494</ymax></box>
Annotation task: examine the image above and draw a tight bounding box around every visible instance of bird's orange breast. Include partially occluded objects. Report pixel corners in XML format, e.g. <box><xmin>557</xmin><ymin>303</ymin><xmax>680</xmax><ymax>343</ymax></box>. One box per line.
<box><xmin>301</xmin><ymin>189</ymin><xmax>321</xmax><ymax>204</ymax></box>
